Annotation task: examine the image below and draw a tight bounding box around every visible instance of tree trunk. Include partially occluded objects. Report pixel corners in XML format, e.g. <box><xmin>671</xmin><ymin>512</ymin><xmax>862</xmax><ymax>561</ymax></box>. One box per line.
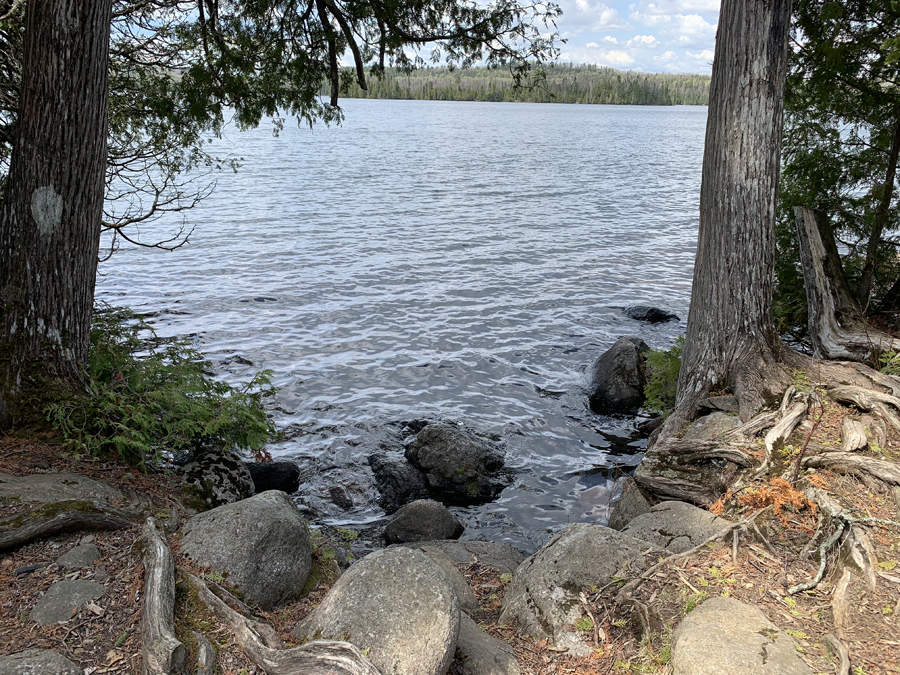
<box><xmin>795</xmin><ymin>206</ymin><xmax>900</xmax><ymax>360</ymax></box>
<box><xmin>663</xmin><ymin>0</ymin><xmax>793</xmax><ymax>433</ymax></box>
<box><xmin>0</xmin><ymin>0</ymin><xmax>112</xmax><ymax>426</ymax></box>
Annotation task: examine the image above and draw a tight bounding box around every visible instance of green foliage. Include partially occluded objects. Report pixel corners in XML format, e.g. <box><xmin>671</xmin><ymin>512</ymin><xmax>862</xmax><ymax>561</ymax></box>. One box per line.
<box><xmin>575</xmin><ymin>616</ymin><xmax>594</xmax><ymax>632</ymax></box>
<box><xmin>643</xmin><ymin>337</ymin><xmax>684</xmax><ymax>415</ymax></box>
<box><xmin>880</xmin><ymin>350</ymin><xmax>900</xmax><ymax>376</ymax></box>
<box><xmin>338</xmin><ymin>64</ymin><xmax>711</xmax><ymax>106</ymax></box>
<box><xmin>46</xmin><ymin>305</ymin><xmax>277</xmax><ymax>468</ymax></box>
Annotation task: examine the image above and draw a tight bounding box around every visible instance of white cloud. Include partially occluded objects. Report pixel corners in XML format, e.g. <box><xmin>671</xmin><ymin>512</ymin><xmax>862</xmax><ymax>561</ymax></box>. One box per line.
<box><xmin>603</xmin><ymin>35</ymin><xmax>619</xmax><ymax>43</ymax></box>
<box><xmin>586</xmin><ymin>41</ymin><xmax>599</xmax><ymax>47</ymax></box>
<box><xmin>556</xmin><ymin>0</ymin><xmax>632</xmax><ymax>34</ymax></box>
<box><xmin>629</xmin><ymin>0</ymin><xmax>719</xmax><ymax>13</ymax></box>
<box><xmin>628</xmin><ymin>10</ymin><xmax>716</xmax><ymax>47</ymax></box>
<box><xmin>627</xmin><ymin>34</ymin><xmax>658</xmax><ymax>47</ymax></box>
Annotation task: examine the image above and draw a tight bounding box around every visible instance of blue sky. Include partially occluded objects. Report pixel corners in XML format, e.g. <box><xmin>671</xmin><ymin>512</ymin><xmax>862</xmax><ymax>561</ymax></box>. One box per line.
<box><xmin>551</xmin><ymin>0</ymin><xmax>720</xmax><ymax>74</ymax></box>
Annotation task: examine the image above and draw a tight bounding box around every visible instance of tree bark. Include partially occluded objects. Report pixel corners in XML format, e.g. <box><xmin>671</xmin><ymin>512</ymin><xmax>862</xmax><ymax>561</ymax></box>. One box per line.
<box><xmin>663</xmin><ymin>0</ymin><xmax>793</xmax><ymax>432</ymax></box>
<box><xmin>794</xmin><ymin>206</ymin><xmax>900</xmax><ymax>359</ymax></box>
<box><xmin>0</xmin><ymin>0</ymin><xmax>112</xmax><ymax>426</ymax></box>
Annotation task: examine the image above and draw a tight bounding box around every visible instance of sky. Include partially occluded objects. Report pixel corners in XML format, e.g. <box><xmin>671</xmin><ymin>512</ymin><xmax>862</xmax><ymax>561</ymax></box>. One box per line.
<box><xmin>551</xmin><ymin>0</ymin><xmax>720</xmax><ymax>74</ymax></box>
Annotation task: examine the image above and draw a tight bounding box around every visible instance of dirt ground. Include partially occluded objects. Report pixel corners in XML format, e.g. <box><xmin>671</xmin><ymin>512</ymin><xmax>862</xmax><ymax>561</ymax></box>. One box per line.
<box><xmin>2</xmin><ymin>387</ymin><xmax>900</xmax><ymax>675</ymax></box>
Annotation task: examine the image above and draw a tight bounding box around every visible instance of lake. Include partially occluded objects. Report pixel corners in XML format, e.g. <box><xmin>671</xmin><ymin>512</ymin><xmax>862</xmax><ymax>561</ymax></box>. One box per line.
<box><xmin>96</xmin><ymin>98</ymin><xmax>707</xmax><ymax>553</ymax></box>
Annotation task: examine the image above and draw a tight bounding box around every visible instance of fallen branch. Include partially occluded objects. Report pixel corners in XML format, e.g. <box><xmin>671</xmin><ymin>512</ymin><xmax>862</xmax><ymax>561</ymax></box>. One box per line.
<box><xmin>141</xmin><ymin>518</ymin><xmax>188</xmax><ymax>675</ymax></box>
<box><xmin>0</xmin><ymin>499</ymin><xmax>136</xmax><ymax>552</ymax></box>
<box><xmin>802</xmin><ymin>452</ymin><xmax>900</xmax><ymax>486</ymax></box>
<box><xmin>182</xmin><ymin>571</ymin><xmax>382</xmax><ymax>675</ymax></box>
<box><xmin>824</xmin><ymin>633</ymin><xmax>851</xmax><ymax>675</ymax></box>
<box><xmin>788</xmin><ymin>520</ymin><xmax>846</xmax><ymax>595</ymax></box>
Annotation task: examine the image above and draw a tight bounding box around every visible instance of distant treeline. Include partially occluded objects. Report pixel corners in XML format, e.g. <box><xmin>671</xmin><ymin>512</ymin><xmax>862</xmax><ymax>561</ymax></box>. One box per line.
<box><xmin>338</xmin><ymin>64</ymin><xmax>710</xmax><ymax>106</ymax></box>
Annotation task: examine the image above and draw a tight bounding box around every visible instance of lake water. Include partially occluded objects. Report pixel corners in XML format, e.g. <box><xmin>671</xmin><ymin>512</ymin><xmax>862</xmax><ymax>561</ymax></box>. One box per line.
<box><xmin>96</xmin><ymin>98</ymin><xmax>707</xmax><ymax>553</ymax></box>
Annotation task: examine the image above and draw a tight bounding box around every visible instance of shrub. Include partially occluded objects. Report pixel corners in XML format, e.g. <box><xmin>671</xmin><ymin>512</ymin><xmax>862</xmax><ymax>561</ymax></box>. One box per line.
<box><xmin>643</xmin><ymin>336</ymin><xmax>684</xmax><ymax>415</ymax></box>
<box><xmin>47</xmin><ymin>305</ymin><xmax>277</xmax><ymax>468</ymax></box>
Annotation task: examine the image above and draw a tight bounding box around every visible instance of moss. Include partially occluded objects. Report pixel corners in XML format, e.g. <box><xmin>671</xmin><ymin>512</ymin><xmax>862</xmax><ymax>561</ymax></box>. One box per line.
<box><xmin>173</xmin><ymin>575</ymin><xmax>221</xmax><ymax>672</ymax></box>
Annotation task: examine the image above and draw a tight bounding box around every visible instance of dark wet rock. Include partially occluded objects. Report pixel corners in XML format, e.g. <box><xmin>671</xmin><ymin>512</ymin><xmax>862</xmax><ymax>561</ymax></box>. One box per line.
<box><xmin>681</xmin><ymin>411</ymin><xmax>740</xmax><ymax>442</ymax></box>
<box><xmin>587</xmin><ymin>337</ymin><xmax>650</xmax><ymax>414</ymax></box>
<box><xmin>368</xmin><ymin>453</ymin><xmax>429</xmax><ymax>514</ymax></box>
<box><xmin>179</xmin><ymin>448</ymin><xmax>254</xmax><ymax>511</ymax></box>
<box><xmin>0</xmin><ymin>472</ymin><xmax>121</xmax><ymax>504</ymax></box>
<box><xmin>404</xmin><ymin>544</ymin><xmax>478</xmax><ymax>615</ymax></box>
<box><xmin>246</xmin><ymin>460</ymin><xmax>301</xmax><ymax>494</ymax></box>
<box><xmin>398</xmin><ymin>540</ymin><xmax>525</xmax><ymax>575</ymax></box>
<box><xmin>56</xmin><ymin>544</ymin><xmax>101</xmax><ymax>569</ymax></box>
<box><xmin>29</xmin><ymin>580</ymin><xmax>106</xmax><ymax>625</ymax></box>
<box><xmin>328</xmin><ymin>486</ymin><xmax>354</xmax><ymax>510</ymax></box>
<box><xmin>624</xmin><ymin>306</ymin><xmax>680</xmax><ymax>323</ymax></box>
<box><xmin>672</xmin><ymin>596</ymin><xmax>812</xmax><ymax>675</ymax></box>
<box><xmin>181</xmin><ymin>490</ymin><xmax>312</xmax><ymax>610</ymax></box>
<box><xmin>385</xmin><ymin>499</ymin><xmax>464</xmax><ymax>544</ymax></box>
<box><xmin>0</xmin><ymin>649</ymin><xmax>83</xmax><ymax>675</ymax></box>
<box><xmin>293</xmin><ymin>547</ymin><xmax>460</xmax><ymax>675</ymax></box>
<box><xmin>405</xmin><ymin>424</ymin><xmax>510</xmax><ymax>503</ymax></box>
<box><xmin>456</xmin><ymin>613</ymin><xmax>519</xmax><ymax>675</ymax></box>
<box><xmin>499</xmin><ymin>523</ymin><xmax>659</xmax><ymax>657</ymax></box>
<box><xmin>636</xmin><ymin>415</ymin><xmax>664</xmax><ymax>435</ymax></box>
<box><xmin>607</xmin><ymin>478</ymin><xmax>652</xmax><ymax>531</ymax></box>
<box><xmin>622</xmin><ymin>501</ymin><xmax>731</xmax><ymax>553</ymax></box>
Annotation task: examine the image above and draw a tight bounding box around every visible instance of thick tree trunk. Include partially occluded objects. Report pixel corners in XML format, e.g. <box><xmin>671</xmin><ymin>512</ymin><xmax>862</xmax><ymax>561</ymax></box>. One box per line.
<box><xmin>795</xmin><ymin>206</ymin><xmax>900</xmax><ymax>360</ymax></box>
<box><xmin>0</xmin><ymin>0</ymin><xmax>112</xmax><ymax>426</ymax></box>
<box><xmin>664</xmin><ymin>0</ymin><xmax>793</xmax><ymax>433</ymax></box>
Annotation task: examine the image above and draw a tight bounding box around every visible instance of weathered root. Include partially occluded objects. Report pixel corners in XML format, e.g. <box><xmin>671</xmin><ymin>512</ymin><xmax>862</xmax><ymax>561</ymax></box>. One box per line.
<box><xmin>758</xmin><ymin>397</ymin><xmax>808</xmax><ymax>478</ymax></box>
<box><xmin>824</xmin><ymin>633</ymin><xmax>851</xmax><ymax>675</ymax></box>
<box><xmin>141</xmin><ymin>518</ymin><xmax>188</xmax><ymax>675</ymax></box>
<box><xmin>615</xmin><ymin>507</ymin><xmax>770</xmax><ymax>604</ymax></box>
<box><xmin>832</xmin><ymin>569</ymin><xmax>853</xmax><ymax>641</ymax></box>
<box><xmin>847</xmin><ymin>526</ymin><xmax>879</xmax><ymax>591</ymax></box>
<box><xmin>802</xmin><ymin>452</ymin><xmax>900</xmax><ymax>486</ymax></box>
<box><xmin>840</xmin><ymin>418</ymin><xmax>867</xmax><ymax>452</ymax></box>
<box><xmin>183</xmin><ymin>571</ymin><xmax>383</xmax><ymax>675</ymax></box>
<box><xmin>828</xmin><ymin>384</ymin><xmax>900</xmax><ymax>432</ymax></box>
<box><xmin>0</xmin><ymin>499</ymin><xmax>136</xmax><ymax>552</ymax></box>
<box><xmin>787</xmin><ymin>520</ymin><xmax>846</xmax><ymax>595</ymax></box>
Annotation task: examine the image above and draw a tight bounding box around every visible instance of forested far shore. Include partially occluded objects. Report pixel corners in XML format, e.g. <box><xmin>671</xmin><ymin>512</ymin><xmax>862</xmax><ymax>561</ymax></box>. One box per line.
<box><xmin>337</xmin><ymin>64</ymin><xmax>711</xmax><ymax>106</ymax></box>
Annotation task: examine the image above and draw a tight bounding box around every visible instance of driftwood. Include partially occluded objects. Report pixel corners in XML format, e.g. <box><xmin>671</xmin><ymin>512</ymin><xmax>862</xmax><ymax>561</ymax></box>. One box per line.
<box><xmin>802</xmin><ymin>452</ymin><xmax>900</xmax><ymax>486</ymax></box>
<box><xmin>0</xmin><ymin>499</ymin><xmax>136</xmax><ymax>552</ymax></box>
<box><xmin>794</xmin><ymin>206</ymin><xmax>900</xmax><ymax>360</ymax></box>
<box><xmin>141</xmin><ymin>518</ymin><xmax>188</xmax><ymax>675</ymax></box>
<box><xmin>183</xmin><ymin>572</ymin><xmax>383</xmax><ymax>675</ymax></box>
<box><xmin>840</xmin><ymin>418</ymin><xmax>867</xmax><ymax>452</ymax></box>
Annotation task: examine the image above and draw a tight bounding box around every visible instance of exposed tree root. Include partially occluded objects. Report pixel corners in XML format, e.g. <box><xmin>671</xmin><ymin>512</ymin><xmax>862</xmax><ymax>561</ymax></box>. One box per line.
<box><xmin>802</xmin><ymin>452</ymin><xmax>900</xmax><ymax>486</ymax></box>
<box><xmin>141</xmin><ymin>517</ymin><xmax>188</xmax><ymax>675</ymax></box>
<box><xmin>824</xmin><ymin>633</ymin><xmax>851</xmax><ymax>675</ymax></box>
<box><xmin>840</xmin><ymin>418</ymin><xmax>867</xmax><ymax>452</ymax></box>
<box><xmin>0</xmin><ymin>499</ymin><xmax>137</xmax><ymax>552</ymax></box>
<box><xmin>832</xmin><ymin>569</ymin><xmax>853</xmax><ymax>641</ymax></box>
<box><xmin>182</xmin><ymin>571</ymin><xmax>383</xmax><ymax>675</ymax></box>
<box><xmin>758</xmin><ymin>397</ymin><xmax>808</xmax><ymax>477</ymax></box>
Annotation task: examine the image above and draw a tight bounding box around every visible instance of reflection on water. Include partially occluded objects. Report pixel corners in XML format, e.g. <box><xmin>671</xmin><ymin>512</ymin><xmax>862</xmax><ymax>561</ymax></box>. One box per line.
<box><xmin>97</xmin><ymin>99</ymin><xmax>705</xmax><ymax>552</ymax></box>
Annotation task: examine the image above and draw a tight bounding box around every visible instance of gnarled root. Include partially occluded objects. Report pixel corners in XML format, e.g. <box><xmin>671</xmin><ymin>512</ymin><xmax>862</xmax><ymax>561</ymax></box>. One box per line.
<box><xmin>182</xmin><ymin>571</ymin><xmax>382</xmax><ymax>675</ymax></box>
<box><xmin>141</xmin><ymin>517</ymin><xmax>188</xmax><ymax>675</ymax></box>
<box><xmin>0</xmin><ymin>499</ymin><xmax>137</xmax><ymax>552</ymax></box>
<box><xmin>802</xmin><ymin>453</ymin><xmax>900</xmax><ymax>487</ymax></box>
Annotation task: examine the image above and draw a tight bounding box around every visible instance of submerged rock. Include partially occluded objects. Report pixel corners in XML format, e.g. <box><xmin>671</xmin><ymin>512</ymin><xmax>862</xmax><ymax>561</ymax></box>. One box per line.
<box><xmin>587</xmin><ymin>337</ymin><xmax>650</xmax><ymax>414</ymax></box>
<box><xmin>181</xmin><ymin>490</ymin><xmax>312</xmax><ymax>610</ymax></box>
<box><xmin>368</xmin><ymin>453</ymin><xmax>429</xmax><ymax>514</ymax></box>
<box><xmin>624</xmin><ymin>305</ymin><xmax>680</xmax><ymax>323</ymax></box>
<box><xmin>405</xmin><ymin>424</ymin><xmax>510</xmax><ymax>503</ymax></box>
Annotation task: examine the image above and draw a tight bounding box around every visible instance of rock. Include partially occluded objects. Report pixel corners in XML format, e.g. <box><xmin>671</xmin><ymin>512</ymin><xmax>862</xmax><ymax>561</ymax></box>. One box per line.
<box><xmin>681</xmin><ymin>412</ymin><xmax>740</xmax><ymax>442</ymax></box>
<box><xmin>699</xmin><ymin>395</ymin><xmax>740</xmax><ymax>414</ymax></box>
<box><xmin>636</xmin><ymin>415</ymin><xmax>664</xmax><ymax>435</ymax></box>
<box><xmin>328</xmin><ymin>486</ymin><xmax>354</xmax><ymax>510</ymax></box>
<box><xmin>607</xmin><ymin>478</ymin><xmax>651</xmax><ymax>531</ymax></box>
<box><xmin>56</xmin><ymin>544</ymin><xmax>101</xmax><ymax>569</ymax></box>
<box><xmin>385</xmin><ymin>499</ymin><xmax>464</xmax><ymax>544</ymax></box>
<box><xmin>455</xmin><ymin>613</ymin><xmax>519</xmax><ymax>675</ymax></box>
<box><xmin>181</xmin><ymin>490</ymin><xmax>312</xmax><ymax>610</ymax></box>
<box><xmin>180</xmin><ymin>448</ymin><xmax>255</xmax><ymax>511</ymax></box>
<box><xmin>0</xmin><ymin>472</ymin><xmax>121</xmax><ymax>504</ymax></box>
<box><xmin>499</xmin><ymin>523</ymin><xmax>658</xmax><ymax>657</ymax></box>
<box><xmin>246</xmin><ymin>460</ymin><xmax>301</xmax><ymax>494</ymax></box>
<box><xmin>398</xmin><ymin>540</ymin><xmax>525</xmax><ymax>575</ymax></box>
<box><xmin>293</xmin><ymin>547</ymin><xmax>460</xmax><ymax>675</ymax></box>
<box><xmin>587</xmin><ymin>337</ymin><xmax>650</xmax><ymax>414</ymax></box>
<box><xmin>409</xmin><ymin>545</ymin><xmax>478</xmax><ymax>615</ymax></box>
<box><xmin>0</xmin><ymin>649</ymin><xmax>83</xmax><ymax>675</ymax></box>
<box><xmin>29</xmin><ymin>580</ymin><xmax>105</xmax><ymax>625</ymax></box>
<box><xmin>624</xmin><ymin>306</ymin><xmax>680</xmax><ymax>323</ymax></box>
<box><xmin>368</xmin><ymin>453</ymin><xmax>429</xmax><ymax>513</ymax></box>
<box><xmin>622</xmin><ymin>501</ymin><xmax>731</xmax><ymax>553</ymax></box>
<box><xmin>672</xmin><ymin>596</ymin><xmax>813</xmax><ymax>675</ymax></box>
<box><xmin>405</xmin><ymin>424</ymin><xmax>510</xmax><ymax>503</ymax></box>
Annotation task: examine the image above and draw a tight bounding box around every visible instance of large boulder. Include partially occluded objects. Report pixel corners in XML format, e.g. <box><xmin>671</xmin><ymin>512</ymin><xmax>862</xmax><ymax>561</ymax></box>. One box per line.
<box><xmin>368</xmin><ymin>453</ymin><xmax>429</xmax><ymax>513</ymax></box>
<box><xmin>624</xmin><ymin>306</ymin><xmax>679</xmax><ymax>323</ymax></box>
<box><xmin>622</xmin><ymin>501</ymin><xmax>731</xmax><ymax>553</ymax></box>
<box><xmin>672</xmin><ymin>596</ymin><xmax>812</xmax><ymax>675</ymax></box>
<box><xmin>179</xmin><ymin>448</ymin><xmax>254</xmax><ymax>511</ymax></box>
<box><xmin>405</xmin><ymin>424</ymin><xmax>510</xmax><ymax>503</ymax></box>
<box><xmin>385</xmin><ymin>499</ymin><xmax>464</xmax><ymax>544</ymax></box>
<box><xmin>408</xmin><ymin>545</ymin><xmax>479</xmax><ymax>615</ymax></box>
<box><xmin>293</xmin><ymin>547</ymin><xmax>461</xmax><ymax>675</ymax></box>
<box><xmin>499</xmin><ymin>523</ymin><xmax>658</xmax><ymax>657</ymax></box>
<box><xmin>456</xmin><ymin>614</ymin><xmax>519</xmax><ymax>675</ymax></box>
<box><xmin>0</xmin><ymin>472</ymin><xmax>121</xmax><ymax>504</ymax></box>
<box><xmin>181</xmin><ymin>490</ymin><xmax>312</xmax><ymax>610</ymax></box>
<box><xmin>587</xmin><ymin>337</ymin><xmax>650</xmax><ymax>414</ymax></box>
<box><xmin>398</xmin><ymin>540</ymin><xmax>525</xmax><ymax>575</ymax></box>
<box><xmin>0</xmin><ymin>649</ymin><xmax>83</xmax><ymax>675</ymax></box>
<box><xmin>246</xmin><ymin>460</ymin><xmax>301</xmax><ymax>494</ymax></box>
